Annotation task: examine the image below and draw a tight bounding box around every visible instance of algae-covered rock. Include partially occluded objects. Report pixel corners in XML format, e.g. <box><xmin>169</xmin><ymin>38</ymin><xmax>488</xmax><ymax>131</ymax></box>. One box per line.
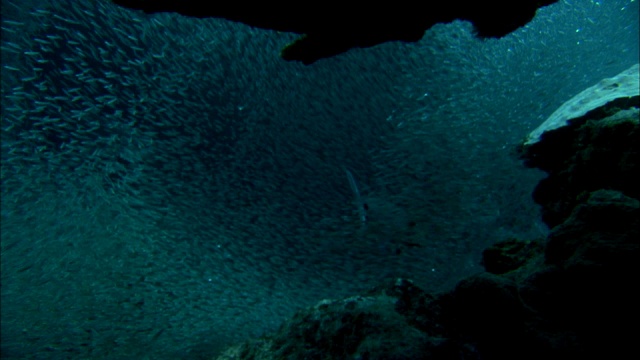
<box><xmin>216</xmin><ymin>279</ymin><xmax>437</xmax><ymax>360</ymax></box>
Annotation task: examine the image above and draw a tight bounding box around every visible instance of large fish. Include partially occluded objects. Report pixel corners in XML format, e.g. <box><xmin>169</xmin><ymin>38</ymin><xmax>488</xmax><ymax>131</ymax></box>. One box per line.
<box><xmin>111</xmin><ymin>0</ymin><xmax>558</xmax><ymax>64</ymax></box>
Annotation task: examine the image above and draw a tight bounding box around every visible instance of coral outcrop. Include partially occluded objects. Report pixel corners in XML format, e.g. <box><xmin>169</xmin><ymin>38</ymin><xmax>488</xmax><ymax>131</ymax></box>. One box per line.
<box><xmin>522</xmin><ymin>63</ymin><xmax>639</xmax><ymax>227</ymax></box>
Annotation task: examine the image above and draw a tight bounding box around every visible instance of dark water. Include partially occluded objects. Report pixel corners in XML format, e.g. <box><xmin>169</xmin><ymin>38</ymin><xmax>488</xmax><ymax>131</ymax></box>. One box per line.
<box><xmin>1</xmin><ymin>0</ymin><xmax>638</xmax><ymax>358</ymax></box>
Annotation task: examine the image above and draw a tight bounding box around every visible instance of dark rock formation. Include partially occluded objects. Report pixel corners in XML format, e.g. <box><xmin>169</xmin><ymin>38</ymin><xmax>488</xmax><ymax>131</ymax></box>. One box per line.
<box><xmin>521</xmin><ymin>64</ymin><xmax>639</xmax><ymax>228</ymax></box>
<box><xmin>111</xmin><ymin>0</ymin><xmax>558</xmax><ymax>64</ymax></box>
<box><xmin>481</xmin><ymin>237</ymin><xmax>544</xmax><ymax>275</ymax></box>
<box><xmin>215</xmin><ymin>65</ymin><xmax>640</xmax><ymax>359</ymax></box>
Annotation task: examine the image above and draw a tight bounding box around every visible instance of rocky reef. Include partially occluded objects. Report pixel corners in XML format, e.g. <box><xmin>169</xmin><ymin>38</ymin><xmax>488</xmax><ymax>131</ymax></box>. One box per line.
<box><xmin>215</xmin><ymin>65</ymin><xmax>640</xmax><ymax>359</ymax></box>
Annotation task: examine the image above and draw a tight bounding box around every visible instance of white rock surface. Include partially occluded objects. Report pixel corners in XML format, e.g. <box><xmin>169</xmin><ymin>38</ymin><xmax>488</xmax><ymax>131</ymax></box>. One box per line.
<box><xmin>525</xmin><ymin>63</ymin><xmax>639</xmax><ymax>145</ymax></box>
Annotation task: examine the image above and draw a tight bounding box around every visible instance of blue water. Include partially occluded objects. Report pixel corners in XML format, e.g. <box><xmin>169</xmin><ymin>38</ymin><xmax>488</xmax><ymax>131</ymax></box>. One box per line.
<box><xmin>1</xmin><ymin>0</ymin><xmax>638</xmax><ymax>358</ymax></box>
